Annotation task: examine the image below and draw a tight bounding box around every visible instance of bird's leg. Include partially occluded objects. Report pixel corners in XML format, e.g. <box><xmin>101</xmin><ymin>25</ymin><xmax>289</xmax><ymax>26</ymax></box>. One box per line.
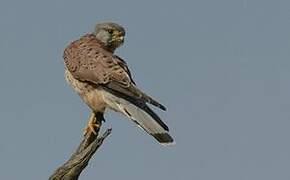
<box><xmin>83</xmin><ymin>112</ymin><xmax>102</xmax><ymax>135</ymax></box>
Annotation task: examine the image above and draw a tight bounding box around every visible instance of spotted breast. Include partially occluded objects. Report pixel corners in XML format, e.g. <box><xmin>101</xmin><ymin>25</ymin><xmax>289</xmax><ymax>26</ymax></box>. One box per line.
<box><xmin>65</xmin><ymin>67</ymin><xmax>107</xmax><ymax>112</ymax></box>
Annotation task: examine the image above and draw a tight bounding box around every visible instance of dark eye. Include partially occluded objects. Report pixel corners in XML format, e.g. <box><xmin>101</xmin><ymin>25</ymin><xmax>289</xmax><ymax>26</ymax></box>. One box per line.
<box><xmin>108</xmin><ymin>29</ymin><xmax>114</xmax><ymax>34</ymax></box>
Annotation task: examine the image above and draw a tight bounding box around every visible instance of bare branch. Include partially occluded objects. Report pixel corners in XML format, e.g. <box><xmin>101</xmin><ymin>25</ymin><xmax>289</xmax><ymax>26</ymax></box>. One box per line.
<box><xmin>49</xmin><ymin>118</ymin><xmax>111</xmax><ymax>180</ymax></box>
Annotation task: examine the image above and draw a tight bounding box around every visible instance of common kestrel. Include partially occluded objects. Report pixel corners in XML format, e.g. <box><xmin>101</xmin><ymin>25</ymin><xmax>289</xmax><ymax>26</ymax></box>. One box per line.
<box><xmin>63</xmin><ymin>22</ymin><xmax>174</xmax><ymax>145</ymax></box>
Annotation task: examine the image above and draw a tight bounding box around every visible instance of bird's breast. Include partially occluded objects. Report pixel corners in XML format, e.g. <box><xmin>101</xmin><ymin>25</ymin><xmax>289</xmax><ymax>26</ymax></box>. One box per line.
<box><xmin>65</xmin><ymin>68</ymin><xmax>107</xmax><ymax>112</ymax></box>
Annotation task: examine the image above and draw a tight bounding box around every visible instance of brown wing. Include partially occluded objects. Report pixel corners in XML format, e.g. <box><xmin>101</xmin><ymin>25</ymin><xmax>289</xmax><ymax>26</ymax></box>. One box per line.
<box><xmin>114</xmin><ymin>55</ymin><xmax>136</xmax><ymax>85</ymax></box>
<box><xmin>63</xmin><ymin>34</ymin><xmax>166</xmax><ymax>111</ymax></box>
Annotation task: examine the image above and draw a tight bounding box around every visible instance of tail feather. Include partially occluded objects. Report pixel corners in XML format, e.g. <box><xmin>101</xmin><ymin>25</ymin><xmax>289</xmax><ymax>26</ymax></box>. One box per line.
<box><xmin>152</xmin><ymin>133</ymin><xmax>174</xmax><ymax>145</ymax></box>
<box><xmin>102</xmin><ymin>90</ymin><xmax>174</xmax><ymax>145</ymax></box>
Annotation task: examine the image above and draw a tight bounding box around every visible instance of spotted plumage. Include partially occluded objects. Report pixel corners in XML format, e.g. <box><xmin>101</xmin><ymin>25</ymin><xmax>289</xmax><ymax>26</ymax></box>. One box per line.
<box><xmin>63</xmin><ymin>22</ymin><xmax>174</xmax><ymax>145</ymax></box>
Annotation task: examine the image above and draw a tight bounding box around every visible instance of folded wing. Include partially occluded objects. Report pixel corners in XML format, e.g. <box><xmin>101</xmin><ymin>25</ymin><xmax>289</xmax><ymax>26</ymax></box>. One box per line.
<box><xmin>63</xmin><ymin>34</ymin><xmax>174</xmax><ymax>145</ymax></box>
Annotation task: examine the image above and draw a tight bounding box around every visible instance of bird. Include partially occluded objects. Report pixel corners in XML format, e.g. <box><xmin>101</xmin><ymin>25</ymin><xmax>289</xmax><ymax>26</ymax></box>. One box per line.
<box><xmin>63</xmin><ymin>22</ymin><xmax>174</xmax><ymax>145</ymax></box>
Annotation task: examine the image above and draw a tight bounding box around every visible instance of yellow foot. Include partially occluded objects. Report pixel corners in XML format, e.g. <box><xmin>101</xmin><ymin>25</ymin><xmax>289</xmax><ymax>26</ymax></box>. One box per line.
<box><xmin>83</xmin><ymin>113</ymin><xmax>101</xmax><ymax>135</ymax></box>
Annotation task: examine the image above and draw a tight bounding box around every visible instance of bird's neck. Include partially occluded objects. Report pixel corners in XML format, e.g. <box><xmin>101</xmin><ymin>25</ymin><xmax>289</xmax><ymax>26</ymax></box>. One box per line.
<box><xmin>97</xmin><ymin>39</ymin><xmax>117</xmax><ymax>53</ymax></box>
<box><xmin>91</xmin><ymin>34</ymin><xmax>117</xmax><ymax>53</ymax></box>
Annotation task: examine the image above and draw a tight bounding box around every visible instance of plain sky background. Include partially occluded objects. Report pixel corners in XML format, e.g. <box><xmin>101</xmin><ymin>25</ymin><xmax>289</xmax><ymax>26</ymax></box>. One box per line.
<box><xmin>0</xmin><ymin>0</ymin><xmax>290</xmax><ymax>179</ymax></box>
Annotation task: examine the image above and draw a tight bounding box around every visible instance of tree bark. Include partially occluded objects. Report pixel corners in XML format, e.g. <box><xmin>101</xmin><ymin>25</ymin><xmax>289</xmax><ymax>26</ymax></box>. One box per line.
<box><xmin>49</xmin><ymin>118</ymin><xmax>111</xmax><ymax>180</ymax></box>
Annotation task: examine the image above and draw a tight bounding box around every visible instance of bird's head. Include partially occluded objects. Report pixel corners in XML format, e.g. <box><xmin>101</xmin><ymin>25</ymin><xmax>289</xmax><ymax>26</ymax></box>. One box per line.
<box><xmin>93</xmin><ymin>22</ymin><xmax>125</xmax><ymax>52</ymax></box>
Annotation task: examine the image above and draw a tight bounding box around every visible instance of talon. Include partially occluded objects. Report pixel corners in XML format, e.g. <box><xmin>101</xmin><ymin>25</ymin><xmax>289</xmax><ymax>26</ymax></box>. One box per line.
<box><xmin>83</xmin><ymin>113</ymin><xmax>101</xmax><ymax>135</ymax></box>
<box><xmin>84</xmin><ymin>122</ymin><xmax>99</xmax><ymax>135</ymax></box>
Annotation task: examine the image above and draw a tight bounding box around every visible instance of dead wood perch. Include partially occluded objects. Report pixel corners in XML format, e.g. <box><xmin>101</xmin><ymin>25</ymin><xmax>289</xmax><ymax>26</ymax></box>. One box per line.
<box><xmin>49</xmin><ymin>119</ymin><xmax>111</xmax><ymax>180</ymax></box>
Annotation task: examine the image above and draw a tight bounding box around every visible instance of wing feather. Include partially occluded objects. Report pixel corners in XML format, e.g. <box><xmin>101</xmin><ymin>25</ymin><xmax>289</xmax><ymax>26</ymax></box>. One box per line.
<box><xmin>103</xmin><ymin>85</ymin><xmax>169</xmax><ymax>130</ymax></box>
<box><xmin>63</xmin><ymin>34</ymin><xmax>166</xmax><ymax>110</ymax></box>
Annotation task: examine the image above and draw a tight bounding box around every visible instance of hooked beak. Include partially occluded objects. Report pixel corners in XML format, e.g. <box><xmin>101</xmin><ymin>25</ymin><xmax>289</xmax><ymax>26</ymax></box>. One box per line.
<box><xmin>112</xmin><ymin>31</ymin><xmax>125</xmax><ymax>43</ymax></box>
<box><xmin>118</xmin><ymin>36</ymin><xmax>124</xmax><ymax>44</ymax></box>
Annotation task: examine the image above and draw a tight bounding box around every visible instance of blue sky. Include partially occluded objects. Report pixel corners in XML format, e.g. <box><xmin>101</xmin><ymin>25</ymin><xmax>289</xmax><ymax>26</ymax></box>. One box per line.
<box><xmin>1</xmin><ymin>0</ymin><xmax>290</xmax><ymax>179</ymax></box>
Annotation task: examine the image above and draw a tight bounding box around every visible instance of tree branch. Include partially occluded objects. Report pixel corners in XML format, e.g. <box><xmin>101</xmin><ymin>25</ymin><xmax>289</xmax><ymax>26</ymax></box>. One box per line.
<box><xmin>49</xmin><ymin>118</ymin><xmax>111</xmax><ymax>180</ymax></box>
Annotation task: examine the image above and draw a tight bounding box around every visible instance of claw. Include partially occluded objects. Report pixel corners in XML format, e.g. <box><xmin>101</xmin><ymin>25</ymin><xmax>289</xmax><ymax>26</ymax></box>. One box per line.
<box><xmin>83</xmin><ymin>113</ymin><xmax>101</xmax><ymax>135</ymax></box>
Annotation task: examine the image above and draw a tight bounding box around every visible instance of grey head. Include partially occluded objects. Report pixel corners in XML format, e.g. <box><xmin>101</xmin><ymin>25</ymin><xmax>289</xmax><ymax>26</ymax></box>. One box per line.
<box><xmin>93</xmin><ymin>22</ymin><xmax>126</xmax><ymax>52</ymax></box>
